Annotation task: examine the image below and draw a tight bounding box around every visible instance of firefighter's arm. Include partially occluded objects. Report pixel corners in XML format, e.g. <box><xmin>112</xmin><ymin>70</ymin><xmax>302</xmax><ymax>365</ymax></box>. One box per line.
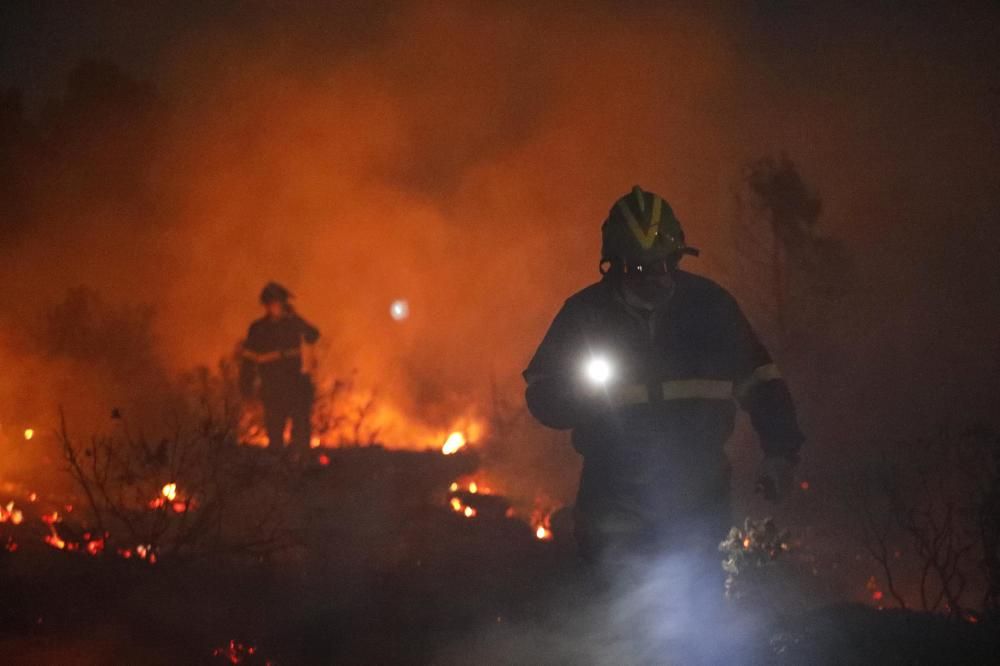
<box><xmin>238</xmin><ymin>326</ymin><xmax>263</xmax><ymax>398</ymax></box>
<box><xmin>299</xmin><ymin>316</ymin><xmax>321</xmax><ymax>344</ymax></box>
<box><xmin>729</xmin><ymin>299</ymin><xmax>804</xmax><ymax>462</ymax></box>
<box><xmin>523</xmin><ymin>304</ymin><xmax>593</xmax><ymax>430</ymax></box>
<box><xmin>284</xmin><ymin>306</ymin><xmax>320</xmax><ymax>344</ymax></box>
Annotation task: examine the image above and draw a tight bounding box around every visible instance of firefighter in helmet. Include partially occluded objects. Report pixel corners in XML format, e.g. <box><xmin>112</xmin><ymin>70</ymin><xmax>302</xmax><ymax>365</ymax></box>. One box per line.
<box><xmin>523</xmin><ymin>186</ymin><xmax>804</xmax><ymax>565</ymax></box>
<box><xmin>240</xmin><ymin>282</ymin><xmax>320</xmax><ymax>454</ymax></box>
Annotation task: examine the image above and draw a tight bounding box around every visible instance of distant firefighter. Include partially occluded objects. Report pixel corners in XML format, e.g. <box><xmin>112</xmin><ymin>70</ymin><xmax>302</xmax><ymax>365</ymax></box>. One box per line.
<box><xmin>523</xmin><ymin>186</ymin><xmax>804</xmax><ymax>566</ymax></box>
<box><xmin>240</xmin><ymin>282</ymin><xmax>320</xmax><ymax>454</ymax></box>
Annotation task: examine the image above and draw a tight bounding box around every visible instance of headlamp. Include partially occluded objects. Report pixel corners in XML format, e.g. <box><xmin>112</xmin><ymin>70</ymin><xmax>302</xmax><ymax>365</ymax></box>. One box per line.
<box><xmin>585</xmin><ymin>357</ymin><xmax>613</xmax><ymax>385</ymax></box>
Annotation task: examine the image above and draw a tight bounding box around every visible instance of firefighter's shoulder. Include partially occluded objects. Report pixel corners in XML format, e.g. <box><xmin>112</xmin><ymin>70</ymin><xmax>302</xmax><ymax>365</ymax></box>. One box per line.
<box><xmin>246</xmin><ymin>316</ymin><xmax>271</xmax><ymax>336</ymax></box>
<box><xmin>673</xmin><ymin>270</ymin><xmax>737</xmax><ymax>306</ymax></box>
<box><xmin>563</xmin><ymin>281</ymin><xmax>612</xmax><ymax>311</ymax></box>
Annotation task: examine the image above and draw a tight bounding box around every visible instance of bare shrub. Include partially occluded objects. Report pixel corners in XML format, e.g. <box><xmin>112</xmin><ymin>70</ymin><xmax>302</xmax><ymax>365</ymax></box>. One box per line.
<box><xmin>848</xmin><ymin>426</ymin><xmax>1000</xmax><ymax>615</ymax></box>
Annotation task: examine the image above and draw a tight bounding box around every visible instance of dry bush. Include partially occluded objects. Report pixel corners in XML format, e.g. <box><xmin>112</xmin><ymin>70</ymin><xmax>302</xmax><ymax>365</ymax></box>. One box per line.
<box><xmin>848</xmin><ymin>426</ymin><xmax>1000</xmax><ymax>616</ymax></box>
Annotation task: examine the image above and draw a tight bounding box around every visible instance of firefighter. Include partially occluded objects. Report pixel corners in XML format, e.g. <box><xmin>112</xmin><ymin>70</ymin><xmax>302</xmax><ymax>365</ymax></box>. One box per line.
<box><xmin>240</xmin><ymin>282</ymin><xmax>320</xmax><ymax>455</ymax></box>
<box><xmin>523</xmin><ymin>186</ymin><xmax>804</xmax><ymax>566</ymax></box>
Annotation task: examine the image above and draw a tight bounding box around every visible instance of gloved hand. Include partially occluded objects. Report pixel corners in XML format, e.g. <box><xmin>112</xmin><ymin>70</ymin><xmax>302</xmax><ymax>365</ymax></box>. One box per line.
<box><xmin>755</xmin><ymin>455</ymin><xmax>796</xmax><ymax>502</ymax></box>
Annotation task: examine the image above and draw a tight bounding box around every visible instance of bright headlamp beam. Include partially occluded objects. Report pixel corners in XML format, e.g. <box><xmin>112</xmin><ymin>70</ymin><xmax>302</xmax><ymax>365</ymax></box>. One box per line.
<box><xmin>585</xmin><ymin>357</ymin><xmax>613</xmax><ymax>385</ymax></box>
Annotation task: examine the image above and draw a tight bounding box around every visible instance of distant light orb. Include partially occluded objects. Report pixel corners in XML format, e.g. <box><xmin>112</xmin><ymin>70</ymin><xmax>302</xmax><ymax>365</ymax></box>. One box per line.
<box><xmin>23</xmin><ymin>428</ymin><xmax>34</xmax><ymax>441</ymax></box>
<box><xmin>585</xmin><ymin>357</ymin><xmax>613</xmax><ymax>385</ymax></box>
<box><xmin>390</xmin><ymin>299</ymin><xmax>410</xmax><ymax>321</ymax></box>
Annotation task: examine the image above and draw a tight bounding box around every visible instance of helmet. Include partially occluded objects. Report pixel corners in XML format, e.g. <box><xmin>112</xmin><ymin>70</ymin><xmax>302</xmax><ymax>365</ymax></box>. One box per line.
<box><xmin>600</xmin><ymin>186</ymin><xmax>699</xmax><ymax>268</ymax></box>
<box><xmin>259</xmin><ymin>281</ymin><xmax>293</xmax><ymax>304</ymax></box>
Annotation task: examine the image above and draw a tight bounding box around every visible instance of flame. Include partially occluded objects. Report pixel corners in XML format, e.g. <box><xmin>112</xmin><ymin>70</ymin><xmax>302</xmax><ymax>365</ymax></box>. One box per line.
<box><xmin>865</xmin><ymin>575</ymin><xmax>885</xmax><ymax>606</ymax></box>
<box><xmin>529</xmin><ymin>502</ymin><xmax>556</xmax><ymax>541</ymax></box>
<box><xmin>23</xmin><ymin>428</ymin><xmax>34</xmax><ymax>441</ymax></box>
<box><xmin>468</xmin><ymin>481</ymin><xmax>478</xmax><ymax>494</ymax></box>
<box><xmin>441</xmin><ymin>431</ymin><xmax>466</xmax><ymax>455</ymax></box>
<box><xmin>161</xmin><ymin>483</ymin><xmax>178</xmax><ymax>501</ymax></box>
<box><xmin>463</xmin><ymin>506</ymin><xmax>476</xmax><ymax>518</ymax></box>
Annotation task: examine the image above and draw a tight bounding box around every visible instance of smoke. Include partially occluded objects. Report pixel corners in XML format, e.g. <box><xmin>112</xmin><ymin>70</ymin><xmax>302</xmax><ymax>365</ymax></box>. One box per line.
<box><xmin>433</xmin><ymin>547</ymin><xmax>790</xmax><ymax>664</ymax></box>
<box><xmin>2</xmin><ymin>1</ymin><xmax>999</xmax><ymax>507</ymax></box>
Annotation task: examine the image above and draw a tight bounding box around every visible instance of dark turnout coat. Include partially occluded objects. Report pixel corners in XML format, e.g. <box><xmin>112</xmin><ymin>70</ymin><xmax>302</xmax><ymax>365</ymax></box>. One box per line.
<box><xmin>523</xmin><ymin>270</ymin><xmax>803</xmax><ymax>556</ymax></box>
<box><xmin>239</xmin><ymin>312</ymin><xmax>320</xmax><ymax>404</ymax></box>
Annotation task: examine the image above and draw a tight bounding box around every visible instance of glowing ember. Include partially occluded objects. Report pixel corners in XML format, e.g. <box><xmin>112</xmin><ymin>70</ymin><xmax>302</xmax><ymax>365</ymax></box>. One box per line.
<box><xmin>310</xmin><ymin>436</ymin><xmax>321</xmax><ymax>449</ymax></box>
<box><xmin>317</xmin><ymin>453</ymin><xmax>330</xmax><ymax>466</ymax></box>
<box><xmin>86</xmin><ymin>538</ymin><xmax>105</xmax><ymax>556</ymax></box>
<box><xmin>23</xmin><ymin>428</ymin><xmax>34</xmax><ymax>441</ymax></box>
<box><xmin>28</xmin><ymin>492</ymin><xmax>37</xmax><ymax>503</ymax></box>
<box><xmin>161</xmin><ymin>483</ymin><xmax>178</xmax><ymax>501</ymax></box>
<box><xmin>41</xmin><ymin>511</ymin><xmax>67</xmax><ymax>550</ymax></box>
<box><xmin>212</xmin><ymin>639</ymin><xmax>260</xmax><ymax>664</ymax></box>
<box><xmin>468</xmin><ymin>482</ymin><xmax>478</xmax><ymax>494</ymax></box>
<box><xmin>800</xmin><ymin>480</ymin><xmax>810</xmax><ymax>490</ymax></box>
<box><xmin>535</xmin><ymin>526</ymin><xmax>552</xmax><ymax>540</ymax></box>
<box><xmin>865</xmin><ymin>575</ymin><xmax>885</xmax><ymax>606</ymax></box>
<box><xmin>449</xmin><ymin>482</ymin><xmax>459</xmax><ymax>492</ymax></box>
<box><xmin>43</xmin><ymin>533</ymin><xmax>66</xmax><ymax>550</ymax></box>
<box><xmin>441</xmin><ymin>431</ymin><xmax>466</xmax><ymax>455</ymax></box>
<box><xmin>1</xmin><ymin>501</ymin><xmax>24</xmax><ymax>525</ymax></box>
<box><xmin>448</xmin><ymin>494</ymin><xmax>478</xmax><ymax>519</ymax></box>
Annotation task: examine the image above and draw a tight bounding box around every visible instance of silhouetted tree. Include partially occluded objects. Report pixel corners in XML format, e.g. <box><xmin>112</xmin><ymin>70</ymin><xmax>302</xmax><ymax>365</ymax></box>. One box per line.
<box><xmin>731</xmin><ymin>154</ymin><xmax>854</xmax><ymax>348</ymax></box>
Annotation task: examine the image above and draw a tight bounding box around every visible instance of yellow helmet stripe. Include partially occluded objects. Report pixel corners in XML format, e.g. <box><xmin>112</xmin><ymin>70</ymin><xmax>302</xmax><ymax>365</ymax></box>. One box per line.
<box><xmin>651</xmin><ymin>194</ymin><xmax>662</xmax><ymax>228</ymax></box>
<box><xmin>615</xmin><ymin>199</ymin><xmax>660</xmax><ymax>250</ymax></box>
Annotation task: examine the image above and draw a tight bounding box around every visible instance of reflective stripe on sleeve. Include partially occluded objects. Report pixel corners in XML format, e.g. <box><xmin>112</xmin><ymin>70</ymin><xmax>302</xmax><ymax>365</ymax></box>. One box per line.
<box><xmin>734</xmin><ymin>363</ymin><xmax>782</xmax><ymax>400</ymax></box>
<box><xmin>241</xmin><ymin>347</ymin><xmax>302</xmax><ymax>364</ymax></box>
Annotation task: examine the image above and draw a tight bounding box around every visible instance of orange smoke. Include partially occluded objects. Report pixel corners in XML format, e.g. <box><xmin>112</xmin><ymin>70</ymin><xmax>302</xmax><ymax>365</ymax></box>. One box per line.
<box><xmin>1</xmin><ymin>2</ymin><xmax>997</xmax><ymax>512</ymax></box>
